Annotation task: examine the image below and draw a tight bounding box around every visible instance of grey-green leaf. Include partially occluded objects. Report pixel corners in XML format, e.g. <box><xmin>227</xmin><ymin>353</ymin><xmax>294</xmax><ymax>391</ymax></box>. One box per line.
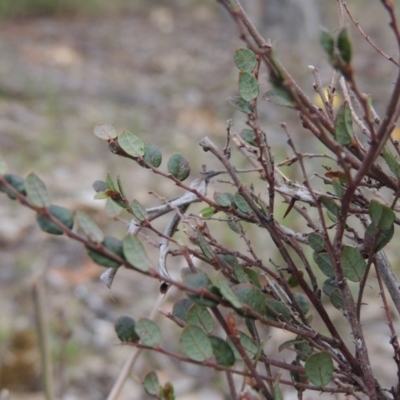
<box><xmin>233</xmin><ymin>193</ymin><xmax>253</xmax><ymax>214</ymax></box>
<box><xmin>118</xmin><ymin>131</ymin><xmax>145</xmax><ymax>157</ymax></box>
<box><xmin>186</xmin><ymin>304</ymin><xmax>214</xmax><ymax>334</ymax></box>
<box><xmin>314</xmin><ymin>252</ymin><xmax>335</xmax><ymax>278</ymax></box>
<box><xmin>209</xmin><ymin>336</ymin><xmax>235</xmax><ymax>367</ymax></box>
<box><xmin>227</xmin><ymin>331</ymin><xmax>258</xmax><ymax>360</ymax></box>
<box><xmin>262</xmin><ymin>88</ymin><xmax>295</xmax><ymax>108</ymax></box>
<box><xmin>369</xmin><ymin>200</ymin><xmax>395</xmax><ymax>231</ymax></box>
<box><xmin>239</xmin><ymin>71</ymin><xmax>259</xmax><ymax>101</ymax></box>
<box><xmin>215</xmin><ymin>272</ymin><xmax>243</xmax><ymax>308</ymax></box>
<box><xmin>214</xmin><ymin>192</ymin><xmax>234</xmax><ymax>207</ymax></box>
<box><xmin>172</xmin><ymin>298</ymin><xmax>193</xmax><ymax>322</ymax></box>
<box><xmin>340</xmin><ymin>245</ymin><xmax>366</xmax><ymax>282</ymax></box>
<box><xmin>337</xmin><ymin>28</ymin><xmax>352</xmax><ymax>64</ymax></box>
<box><xmin>234</xmin><ymin>48</ymin><xmax>257</xmax><ymax>72</ymax></box>
<box><xmin>167</xmin><ymin>153</ymin><xmax>190</xmax><ymax>181</ymax></box>
<box><xmin>308</xmin><ymin>232</ymin><xmax>325</xmax><ymax>253</ymax></box>
<box><xmin>76</xmin><ymin>211</ymin><xmax>104</xmax><ymax>243</ymax></box>
<box><xmin>143</xmin><ymin>371</ymin><xmax>161</xmax><ymax>396</ymax></box>
<box><xmin>131</xmin><ymin>199</ymin><xmax>149</xmax><ymax>222</ymax></box>
<box><xmin>320</xmin><ymin>29</ymin><xmax>334</xmax><ymax>58</ymax></box>
<box><xmin>25</xmin><ymin>172</ymin><xmax>51</xmax><ymax>207</ymax></box>
<box><xmin>305</xmin><ymin>352</ymin><xmax>334</xmax><ymax>386</ymax></box>
<box><xmin>123</xmin><ymin>235</ymin><xmax>152</xmax><ymax>272</ymax></box>
<box><xmin>115</xmin><ymin>316</ymin><xmax>139</xmax><ymax>342</ymax></box>
<box><xmin>181</xmin><ymin>325</ymin><xmax>213</xmax><ymax>362</ymax></box>
<box><xmin>36</xmin><ymin>205</ymin><xmax>74</xmax><ymax>235</ymax></box>
<box><xmin>231</xmin><ymin>283</ymin><xmax>266</xmax><ymax>316</ymax></box>
<box><xmin>94</xmin><ymin>122</ymin><xmax>117</xmax><ymax>140</ymax></box>
<box><xmin>335</xmin><ymin>102</ymin><xmax>353</xmax><ymax>145</ymax></box>
<box><xmin>227</xmin><ymin>96</ymin><xmax>255</xmax><ymax>114</ymax></box>
<box><xmin>135</xmin><ymin>319</ymin><xmax>162</xmax><ymax>346</ymax></box>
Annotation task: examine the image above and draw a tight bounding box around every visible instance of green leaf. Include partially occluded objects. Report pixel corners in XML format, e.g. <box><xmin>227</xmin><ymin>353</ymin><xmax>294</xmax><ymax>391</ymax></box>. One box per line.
<box><xmin>227</xmin><ymin>331</ymin><xmax>258</xmax><ymax>360</ymax></box>
<box><xmin>105</xmin><ymin>198</ymin><xmax>122</xmax><ymax>217</ymax></box>
<box><xmin>240</xmin><ymin>129</ymin><xmax>257</xmax><ymax>146</ymax></box>
<box><xmin>266</xmin><ymin>300</ymin><xmax>291</xmax><ymax>321</ymax></box>
<box><xmin>227</xmin><ymin>96</ymin><xmax>254</xmax><ymax>114</ymax></box>
<box><xmin>94</xmin><ymin>191</ymin><xmax>109</xmax><ymax>200</ymax></box>
<box><xmin>86</xmin><ymin>236</ymin><xmax>124</xmax><ymax>268</ymax></box>
<box><xmin>337</xmin><ymin>28</ymin><xmax>352</xmax><ymax>64</ymax></box>
<box><xmin>116</xmin><ymin>175</ymin><xmax>126</xmax><ymax>199</ymax></box>
<box><xmin>36</xmin><ymin>205</ymin><xmax>74</xmax><ymax>235</ymax></box>
<box><xmin>93</xmin><ymin>122</ymin><xmax>117</xmax><ymax>140</ymax></box>
<box><xmin>262</xmin><ymin>88</ymin><xmax>295</xmax><ymax>108</ymax></box>
<box><xmin>118</xmin><ymin>131</ymin><xmax>145</xmax><ymax>157</ymax></box>
<box><xmin>243</xmin><ymin>268</ymin><xmax>261</xmax><ymax>288</ymax></box>
<box><xmin>234</xmin><ymin>48</ymin><xmax>257</xmax><ymax>72</ymax></box>
<box><xmin>335</xmin><ymin>102</ymin><xmax>353</xmax><ymax>145</ymax></box>
<box><xmin>332</xmin><ymin>179</ymin><xmax>344</xmax><ymax>198</ymax></box>
<box><xmin>341</xmin><ymin>245</ymin><xmax>366</xmax><ymax>282</ymax></box>
<box><xmin>364</xmin><ymin>222</ymin><xmax>394</xmax><ymax>252</ymax></box>
<box><xmin>213</xmin><ymin>192</ymin><xmax>234</xmax><ymax>207</ymax></box>
<box><xmin>308</xmin><ymin>233</ymin><xmax>325</xmax><ymax>253</ymax></box>
<box><xmin>293</xmin><ymin>293</ymin><xmax>310</xmax><ymax>315</ymax></box>
<box><xmin>92</xmin><ymin>180</ymin><xmax>108</xmax><ymax>193</ymax></box>
<box><xmin>319</xmin><ymin>196</ymin><xmax>339</xmax><ymax>217</ymax></box>
<box><xmin>76</xmin><ymin>211</ymin><xmax>104</xmax><ymax>243</ymax></box>
<box><xmin>0</xmin><ymin>174</ymin><xmax>26</xmax><ymax>200</ymax></box>
<box><xmin>227</xmin><ymin>217</ymin><xmax>243</xmax><ymax>234</ymax></box>
<box><xmin>143</xmin><ymin>371</ymin><xmax>161</xmax><ymax>397</ymax></box>
<box><xmin>167</xmin><ymin>153</ymin><xmax>190</xmax><ymax>181</ymax></box>
<box><xmin>130</xmin><ymin>199</ymin><xmax>149</xmax><ymax>222</ymax></box>
<box><xmin>209</xmin><ymin>336</ymin><xmax>235</xmax><ymax>367</ymax></box>
<box><xmin>25</xmin><ymin>172</ymin><xmax>50</xmax><ymax>207</ymax></box>
<box><xmin>135</xmin><ymin>319</ymin><xmax>161</xmax><ymax>346</ymax></box>
<box><xmin>172</xmin><ymin>298</ymin><xmax>193</xmax><ymax>322</ymax></box>
<box><xmin>382</xmin><ymin>147</ymin><xmax>400</xmax><ymax>178</ymax></box>
<box><xmin>115</xmin><ymin>316</ymin><xmax>139</xmax><ymax>342</ymax></box>
<box><xmin>233</xmin><ymin>193</ymin><xmax>253</xmax><ymax>214</ymax></box>
<box><xmin>231</xmin><ymin>283</ymin><xmax>266</xmax><ymax>316</ymax></box>
<box><xmin>123</xmin><ymin>235</ymin><xmax>152</xmax><ymax>272</ymax></box>
<box><xmin>183</xmin><ymin>273</ymin><xmax>220</xmax><ymax>307</ymax></box>
<box><xmin>196</xmin><ymin>230</ymin><xmax>214</xmax><ymax>260</ymax></box>
<box><xmin>305</xmin><ymin>352</ymin><xmax>333</xmax><ymax>387</ymax></box>
<box><xmin>186</xmin><ymin>304</ymin><xmax>214</xmax><ymax>334</ymax></box>
<box><xmin>239</xmin><ymin>71</ymin><xmax>259</xmax><ymax>101</ymax></box>
<box><xmin>199</xmin><ymin>206</ymin><xmax>215</xmax><ymax>218</ymax></box>
<box><xmin>369</xmin><ymin>200</ymin><xmax>395</xmax><ymax>230</ymax></box>
<box><xmin>181</xmin><ymin>325</ymin><xmax>213</xmax><ymax>362</ymax></box>
<box><xmin>320</xmin><ymin>29</ymin><xmax>335</xmax><ymax>58</ymax></box>
<box><xmin>295</xmin><ymin>339</ymin><xmax>314</xmax><ymax>361</ymax></box>
<box><xmin>142</xmin><ymin>143</ymin><xmax>162</xmax><ymax>168</ymax></box>
<box><xmin>215</xmin><ymin>272</ymin><xmax>243</xmax><ymax>308</ymax></box>
<box><xmin>106</xmin><ymin>173</ymin><xmax>116</xmax><ymax>191</ymax></box>
<box><xmin>314</xmin><ymin>252</ymin><xmax>335</xmax><ymax>278</ymax></box>
<box><xmin>323</xmin><ymin>279</ymin><xmax>344</xmax><ymax>310</ymax></box>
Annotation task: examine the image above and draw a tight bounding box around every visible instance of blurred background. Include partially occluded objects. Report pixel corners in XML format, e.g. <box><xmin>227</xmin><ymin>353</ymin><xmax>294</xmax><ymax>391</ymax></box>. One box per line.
<box><xmin>1</xmin><ymin>1</ymin><xmax>400</xmax><ymax>399</ymax></box>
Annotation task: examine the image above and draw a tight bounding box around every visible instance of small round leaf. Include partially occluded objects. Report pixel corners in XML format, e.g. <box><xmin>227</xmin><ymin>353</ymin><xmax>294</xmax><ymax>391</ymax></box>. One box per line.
<box><xmin>118</xmin><ymin>131</ymin><xmax>145</xmax><ymax>157</ymax></box>
<box><xmin>239</xmin><ymin>71</ymin><xmax>259</xmax><ymax>101</ymax></box>
<box><xmin>143</xmin><ymin>371</ymin><xmax>160</xmax><ymax>396</ymax></box>
<box><xmin>209</xmin><ymin>336</ymin><xmax>235</xmax><ymax>367</ymax></box>
<box><xmin>25</xmin><ymin>172</ymin><xmax>50</xmax><ymax>207</ymax></box>
<box><xmin>0</xmin><ymin>174</ymin><xmax>26</xmax><ymax>200</ymax></box>
<box><xmin>36</xmin><ymin>205</ymin><xmax>74</xmax><ymax>235</ymax></box>
<box><xmin>167</xmin><ymin>153</ymin><xmax>190</xmax><ymax>181</ymax></box>
<box><xmin>186</xmin><ymin>304</ymin><xmax>214</xmax><ymax>334</ymax></box>
<box><xmin>135</xmin><ymin>319</ymin><xmax>161</xmax><ymax>346</ymax></box>
<box><xmin>181</xmin><ymin>325</ymin><xmax>213</xmax><ymax>362</ymax></box>
<box><xmin>94</xmin><ymin>122</ymin><xmax>117</xmax><ymax>140</ymax></box>
<box><xmin>76</xmin><ymin>211</ymin><xmax>104</xmax><ymax>243</ymax></box>
<box><xmin>305</xmin><ymin>352</ymin><xmax>334</xmax><ymax>387</ymax></box>
<box><xmin>234</xmin><ymin>48</ymin><xmax>257</xmax><ymax>72</ymax></box>
<box><xmin>227</xmin><ymin>96</ymin><xmax>254</xmax><ymax>114</ymax></box>
<box><xmin>231</xmin><ymin>283</ymin><xmax>266</xmax><ymax>317</ymax></box>
<box><xmin>86</xmin><ymin>236</ymin><xmax>124</xmax><ymax>268</ymax></box>
<box><xmin>123</xmin><ymin>235</ymin><xmax>152</xmax><ymax>272</ymax></box>
<box><xmin>115</xmin><ymin>316</ymin><xmax>139</xmax><ymax>342</ymax></box>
